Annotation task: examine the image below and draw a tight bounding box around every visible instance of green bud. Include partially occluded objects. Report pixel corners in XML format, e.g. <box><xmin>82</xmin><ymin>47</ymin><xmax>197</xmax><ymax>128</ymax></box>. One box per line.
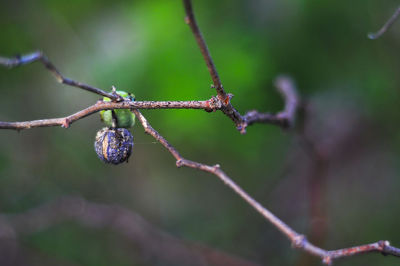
<box><xmin>100</xmin><ymin>90</ymin><xmax>136</xmax><ymax>129</ymax></box>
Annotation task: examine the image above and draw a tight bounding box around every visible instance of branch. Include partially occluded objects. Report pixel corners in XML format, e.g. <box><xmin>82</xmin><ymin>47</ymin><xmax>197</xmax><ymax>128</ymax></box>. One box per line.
<box><xmin>368</xmin><ymin>5</ymin><xmax>400</xmax><ymax>39</ymax></box>
<box><xmin>244</xmin><ymin>76</ymin><xmax>299</xmax><ymax>129</ymax></box>
<box><xmin>0</xmin><ymin>51</ymin><xmax>122</xmax><ymax>101</ymax></box>
<box><xmin>182</xmin><ymin>1</ymin><xmax>299</xmax><ymax>133</ymax></box>
<box><xmin>182</xmin><ymin>0</ymin><xmax>224</xmax><ymax>98</ymax></box>
<box><xmin>0</xmin><ymin>196</ymin><xmax>259</xmax><ymax>266</ymax></box>
<box><xmin>0</xmin><ymin>77</ymin><xmax>298</xmax><ymax>132</ymax></box>
<box><xmin>0</xmin><ymin>99</ymin><xmax>216</xmax><ymax>130</ymax></box>
<box><xmin>0</xmin><ymin>51</ymin><xmax>299</xmax><ymax>133</ymax></box>
<box><xmin>132</xmin><ymin>109</ymin><xmax>400</xmax><ymax>265</ymax></box>
<box><xmin>182</xmin><ymin>0</ymin><xmax>250</xmax><ymax>131</ymax></box>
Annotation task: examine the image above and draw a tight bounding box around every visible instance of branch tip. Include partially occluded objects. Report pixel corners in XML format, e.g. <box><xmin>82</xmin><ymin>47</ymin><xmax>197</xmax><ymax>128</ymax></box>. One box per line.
<box><xmin>368</xmin><ymin>5</ymin><xmax>400</xmax><ymax>39</ymax></box>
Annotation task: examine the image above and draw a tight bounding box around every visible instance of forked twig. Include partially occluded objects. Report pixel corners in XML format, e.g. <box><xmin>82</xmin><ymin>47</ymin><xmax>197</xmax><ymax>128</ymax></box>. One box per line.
<box><xmin>181</xmin><ymin>0</ymin><xmax>400</xmax><ymax>263</ymax></box>
<box><xmin>182</xmin><ymin>0</ymin><xmax>300</xmax><ymax>133</ymax></box>
<box><xmin>0</xmin><ymin>51</ymin><xmax>297</xmax><ymax>132</ymax></box>
<box><xmin>368</xmin><ymin>5</ymin><xmax>400</xmax><ymax>39</ymax></box>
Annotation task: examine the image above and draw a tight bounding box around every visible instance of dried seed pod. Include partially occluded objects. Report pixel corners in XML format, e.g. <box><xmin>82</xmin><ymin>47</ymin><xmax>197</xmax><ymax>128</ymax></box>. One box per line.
<box><xmin>94</xmin><ymin>127</ymin><xmax>134</xmax><ymax>165</ymax></box>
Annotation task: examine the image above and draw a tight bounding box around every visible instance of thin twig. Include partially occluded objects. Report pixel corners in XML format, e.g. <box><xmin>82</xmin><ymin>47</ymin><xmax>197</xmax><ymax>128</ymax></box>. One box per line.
<box><xmin>182</xmin><ymin>1</ymin><xmax>299</xmax><ymax>133</ymax></box>
<box><xmin>0</xmin><ymin>196</ymin><xmax>259</xmax><ymax>266</ymax></box>
<box><xmin>244</xmin><ymin>76</ymin><xmax>299</xmax><ymax>129</ymax></box>
<box><xmin>0</xmin><ymin>52</ymin><xmax>122</xmax><ymax>101</ymax></box>
<box><xmin>182</xmin><ymin>0</ymin><xmax>223</xmax><ymax>98</ymax></box>
<box><xmin>182</xmin><ymin>0</ymin><xmax>248</xmax><ymax>130</ymax></box>
<box><xmin>132</xmin><ymin>109</ymin><xmax>400</xmax><ymax>265</ymax></box>
<box><xmin>132</xmin><ymin>109</ymin><xmax>299</xmax><ymax>238</ymax></box>
<box><xmin>368</xmin><ymin>5</ymin><xmax>400</xmax><ymax>39</ymax></box>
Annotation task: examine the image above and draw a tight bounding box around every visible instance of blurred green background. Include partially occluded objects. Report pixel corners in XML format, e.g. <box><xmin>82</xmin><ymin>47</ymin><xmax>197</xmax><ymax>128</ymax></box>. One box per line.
<box><xmin>1</xmin><ymin>0</ymin><xmax>400</xmax><ymax>265</ymax></box>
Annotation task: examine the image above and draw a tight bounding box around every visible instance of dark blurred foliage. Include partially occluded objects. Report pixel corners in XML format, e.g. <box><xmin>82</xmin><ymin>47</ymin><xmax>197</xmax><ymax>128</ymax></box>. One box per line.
<box><xmin>0</xmin><ymin>0</ymin><xmax>400</xmax><ymax>265</ymax></box>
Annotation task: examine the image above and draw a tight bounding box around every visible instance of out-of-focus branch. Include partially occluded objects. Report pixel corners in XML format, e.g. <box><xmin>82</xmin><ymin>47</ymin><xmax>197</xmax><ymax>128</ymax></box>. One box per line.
<box><xmin>296</xmin><ymin>106</ymin><xmax>329</xmax><ymax>266</ymax></box>
<box><xmin>132</xmin><ymin>109</ymin><xmax>400</xmax><ymax>265</ymax></box>
<box><xmin>0</xmin><ymin>196</ymin><xmax>259</xmax><ymax>266</ymax></box>
<box><xmin>0</xmin><ymin>52</ymin><xmax>122</xmax><ymax>101</ymax></box>
<box><xmin>244</xmin><ymin>76</ymin><xmax>299</xmax><ymax>129</ymax></box>
<box><xmin>368</xmin><ymin>5</ymin><xmax>400</xmax><ymax>39</ymax></box>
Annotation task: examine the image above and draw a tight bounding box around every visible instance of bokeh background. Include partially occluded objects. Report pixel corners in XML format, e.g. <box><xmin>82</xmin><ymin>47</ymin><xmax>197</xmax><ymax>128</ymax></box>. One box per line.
<box><xmin>1</xmin><ymin>0</ymin><xmax>400</xmax><ymax>265</ymax></box>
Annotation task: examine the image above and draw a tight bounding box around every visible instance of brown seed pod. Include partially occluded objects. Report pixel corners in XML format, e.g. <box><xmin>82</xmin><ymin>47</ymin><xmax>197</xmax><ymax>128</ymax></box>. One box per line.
<box><xmin>94</xmin><ymin>127</ymin><xmax>134</xmax><ymax>165</ymax></box>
